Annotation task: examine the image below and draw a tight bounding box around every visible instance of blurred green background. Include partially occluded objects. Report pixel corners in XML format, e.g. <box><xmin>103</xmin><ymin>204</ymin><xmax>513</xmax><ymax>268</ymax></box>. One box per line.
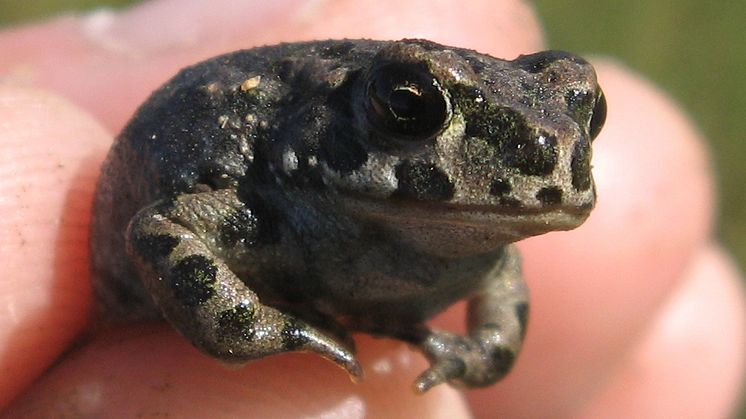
<box><xmin>1</xmin><ymin>0</ymin><xmax>743</xmax><ymax>415</ymax></box>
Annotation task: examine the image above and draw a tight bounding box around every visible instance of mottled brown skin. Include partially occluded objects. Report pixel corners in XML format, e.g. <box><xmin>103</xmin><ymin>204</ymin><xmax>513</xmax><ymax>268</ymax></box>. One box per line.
<box><xmin>91</xmin><ymin>39</ymin><xmax>606</xmax><ymax>392</ymax></box>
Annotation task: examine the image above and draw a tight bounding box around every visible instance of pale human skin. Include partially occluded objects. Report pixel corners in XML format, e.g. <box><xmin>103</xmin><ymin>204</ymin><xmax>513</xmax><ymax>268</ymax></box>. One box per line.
<box><xmin>0</xmin><ymin>0</ymin><xmax>744</xmax><ymax>418</ymax></box>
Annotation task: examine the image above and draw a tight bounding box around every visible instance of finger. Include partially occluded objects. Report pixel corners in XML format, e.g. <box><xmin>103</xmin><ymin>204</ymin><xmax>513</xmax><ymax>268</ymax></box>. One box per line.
<box><xmin>0</xmin><ymin>85</ymin><xmax>110</xmax><ymax>409</ymax></box>
<box><xmin>3</xmin><ymin>328</ymin><xmax>471</xmax><ymax>419</ymax></box>
<box><xmin>577</xmin><ymin>244</ymin><xmax>746</xmax><ymax>419</ymax></box>
<box><xmin>0</xmin><ymin>0</ymin><xmax>542</xmax><ymax>131</ymax></box>
<box><xmin>437</xmin><ymin>61</ymin><xmax>715</xmax><ymax>417</ymax></box>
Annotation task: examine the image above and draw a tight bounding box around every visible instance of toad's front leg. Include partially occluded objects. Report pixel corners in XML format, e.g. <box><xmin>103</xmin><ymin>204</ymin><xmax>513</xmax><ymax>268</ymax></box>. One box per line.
<box><xmin>125</xmin><ymin>189</ymin><xmax>361</xmax><ymax>380</ymax></box>
<box><xmin>414</xmin><ymin>245</ymin><xmax>528</xmax><ymax>392</ymax></box>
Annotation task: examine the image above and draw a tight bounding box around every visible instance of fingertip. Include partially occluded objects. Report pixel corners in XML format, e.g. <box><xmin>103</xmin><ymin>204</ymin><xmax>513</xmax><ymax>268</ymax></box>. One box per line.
<box><xmin>0</xmin><ymin>85</ymin><xmax>110</xmax><ymax>409</ymax></box>
<box><xmin>282</xmin><ymin>0</ymin><xmax>544</xmax><ymax>58</ymax></box>
<box><xmin>4</xmin><ymin>328</ymin><xmax>470</xmax><ymax>418</ymax></box>
<box><xmin>577</xmin><ymin>244</ymin><xmax>746</xmax><ymax>418</ymax></box>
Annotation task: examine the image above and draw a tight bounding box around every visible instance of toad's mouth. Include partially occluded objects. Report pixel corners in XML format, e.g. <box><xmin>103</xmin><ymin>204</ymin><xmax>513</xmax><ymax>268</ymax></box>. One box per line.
<box><xmin>336</xmin><ymin>192</ymin><xmax>593</xmax><ymax>238</ymax></box>
<box><xmin>338</xmin><ymin>188</ymin><xmax>593</xmax><ymax>215</ymax></box>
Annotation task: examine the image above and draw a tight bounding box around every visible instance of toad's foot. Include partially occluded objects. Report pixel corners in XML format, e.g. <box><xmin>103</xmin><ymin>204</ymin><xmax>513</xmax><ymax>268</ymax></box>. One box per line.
<box><xmin>414</xmin><ymin>329</ymin><xmax>517</xmax><ymax>393</ymax></box>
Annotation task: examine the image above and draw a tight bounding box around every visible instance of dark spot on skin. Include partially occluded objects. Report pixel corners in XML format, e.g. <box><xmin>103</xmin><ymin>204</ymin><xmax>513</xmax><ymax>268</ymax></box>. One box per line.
<box><xmin>536</xmin><ymin>187</ymin><xmax>563</xmax><ymax>205</ymax></box>
<box><xmin>565</xmin><ymin>89</ymin><xmax>595</xmax><ymax>126</ymax></box>
<box><xmin>275</xmin><ymin>58</ymin><xmax>299</xmax><ymax>83</ymax></box>
<box><xmin>501</xmin><ymin>129</ymin><xmax>558</xmax><ymax>176</ymax></box>
<box><xmin>319</xmin><ymin>123</ymin><xmax>368</xmax><ymax>173</ymax></box>
<box><xmin>565</xmin><ymin>89</ymin><xmax>587</xmax><ymax>106</ymax></box>
<box><xmin>170</xmin><ymin>255</ymin><xmax>217</xmax><ymax>307</ymax></box>
<box><xmin>455</xmin><ymin>86</ymin><xmax>487</xmax><ymax>130</ymax></box>
<box><xmin>195</xmin><ymin>164</ymin><xmax>235</xmax><ymax>191</ymax></box>
<box><xmin>514</xmin><ymin>50</ymin><xmax>585</xmax><ymax>73</ymax></box>
<box><xmin>281</xmin><ymin>319</ymin><xmax>310</xmax><ymax>350</ymax></box>
<box><xmin>565</xmin><ymin>89</ymin><xmax>607</xmax><ymax>142</ymax></box>
<box><xmin>234</xmin><ymin>188</ymin><xmax>282</xmax><ymax>245</ymax></box>
<box><xmin>217</xmin><ymin>302</ymin><xmax>256</xmax><ymax>341</ymax></box>
<box><xmin>218</xmin><ymin>207</ymin><xmax>259</xmax><ymax>248</ymax></box>
<box><xmin>327</xmin><ymin>71</ymin><xmax>359</xmax><ymax>119</ymax></box>
<box><xmin>515</xmin><ymin>302</ymin><xmax>529</xmax><ymax>339</ymax></box>
<box><xmin>490</xmin><ymin>347</ymin><xmax>516</xmax><ymax>376</ymax></box>
<box><xmin>489</xmin><ymin>178</ymin><xmax>512</xmax><ymax>197</ymax></box>
<box><xmin>393</xmin><ymin>160</ymin><xmax>454</xmax><ymax>201</ymax></box>
<box><xmin>132</xmin><ymin>233</ymin><xmax>179</xmax><ymax>262</ymax></box>
<box><xmin>251</xmin><ymin>198</ymin><xmax>284</xmax><ymax>245</ymax></box>
<box><xmin>462</xmin><ymin>98</ymin><xmax>558</xmax><ymax>177</ymax></box>
<box><xmin>571</xmin><ymin>140</ymin><xmax>592</xmax><ymax>191</ymax></box>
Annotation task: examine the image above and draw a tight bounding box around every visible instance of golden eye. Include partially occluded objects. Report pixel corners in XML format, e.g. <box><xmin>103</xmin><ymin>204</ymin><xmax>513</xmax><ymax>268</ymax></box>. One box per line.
<box><xmin>366</xmin><ymin>63</ymin><xmax>450</xmax><ymax>141</ymax></box>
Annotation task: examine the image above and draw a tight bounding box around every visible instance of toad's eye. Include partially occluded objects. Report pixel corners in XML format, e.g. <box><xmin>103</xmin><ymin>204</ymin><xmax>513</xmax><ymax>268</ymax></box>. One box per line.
<box><xmin>366</xmin><ymin>63</ymin><xmax>450</xmax><ymax>141</ymax></box>
<box><xmin>589</xmin><ymin>90</ymin><xmax>606</xmax><ymax>141</ymax></box>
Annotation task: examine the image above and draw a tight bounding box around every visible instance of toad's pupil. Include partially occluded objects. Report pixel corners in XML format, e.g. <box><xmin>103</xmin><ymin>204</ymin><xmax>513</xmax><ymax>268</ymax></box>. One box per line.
<box><xmin>389</xmin><ymin>85</ymin><xmax>423</xmax><ymax>120</ymax></box>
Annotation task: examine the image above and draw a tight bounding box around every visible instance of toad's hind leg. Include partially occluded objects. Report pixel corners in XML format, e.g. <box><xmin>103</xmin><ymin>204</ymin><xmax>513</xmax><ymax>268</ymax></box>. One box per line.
<box><xmin>414</xmin><ymin>245</ymin><xmax>528</xmax><ymax>392</ymax></box>
<box><xmin>125</xmin><ymin>189</ymin><xmax>361</xmax><ymax>380</ymax></box>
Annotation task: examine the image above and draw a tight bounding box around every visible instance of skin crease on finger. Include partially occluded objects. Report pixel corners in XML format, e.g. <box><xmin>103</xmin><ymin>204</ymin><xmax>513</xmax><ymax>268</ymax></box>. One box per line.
<box><xmin>0</xmin><ymin>85</ymin><xmax>110</xmax><ymax>409</ymax></box>
<box><xmin>2</xmin><ymin>327</ymin><xmax>472</xmax><ymax>418</ymax></box>
<box><xmin>0</xmin><ymin>0</ymin><xmax>743</xmax><ymax>417</ymax></box>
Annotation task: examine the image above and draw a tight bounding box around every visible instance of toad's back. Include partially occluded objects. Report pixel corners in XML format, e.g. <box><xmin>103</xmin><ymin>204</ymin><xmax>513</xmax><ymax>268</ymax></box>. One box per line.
<box><xmin>91</xmin><ymin>41</ymin><xmax>392</xmax><ymax>319</ymax></box>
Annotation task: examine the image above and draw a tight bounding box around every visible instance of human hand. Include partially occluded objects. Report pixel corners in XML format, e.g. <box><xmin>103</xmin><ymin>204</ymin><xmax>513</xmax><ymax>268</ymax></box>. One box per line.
<box><xmin>1</xmin><ymin>0</ymin><xmax>743</xmax><ymax>417</ymax></box>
